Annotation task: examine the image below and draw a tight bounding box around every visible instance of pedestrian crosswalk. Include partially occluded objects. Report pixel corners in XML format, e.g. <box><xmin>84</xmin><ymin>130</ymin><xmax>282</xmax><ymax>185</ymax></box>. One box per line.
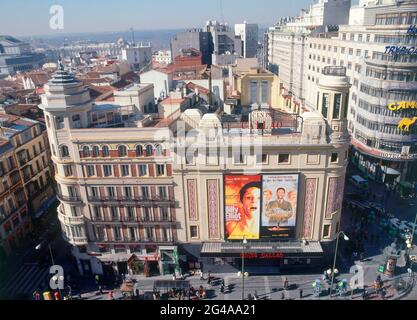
<box><xmin>0</xmin><ymin>263</ymin><xmax>50</xmax><ymax>299</ymax></box>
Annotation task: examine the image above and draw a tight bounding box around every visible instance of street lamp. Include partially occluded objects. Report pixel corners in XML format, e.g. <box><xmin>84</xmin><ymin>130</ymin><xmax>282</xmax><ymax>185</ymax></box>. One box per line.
<box><xmin>330</xmin><ymin>231</ymin><xmax>349</xmax><ymax>297</ymax></box>
<box><xmin>241</xmin><ymin>236</ymin><xmax>248</xmax><ymax>300</ymax></box>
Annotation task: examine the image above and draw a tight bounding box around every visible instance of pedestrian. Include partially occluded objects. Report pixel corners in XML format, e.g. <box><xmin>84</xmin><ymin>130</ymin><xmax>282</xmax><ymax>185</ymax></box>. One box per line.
<box><xmin>299</xmin><ymin>289</ymin><xmax>303</xmax><ymax>299</ymax></box>
<box><xmin>284</xmin><ymin>277</ymin><xmax>289</xmax><ymax>290</ymax></box>
<box><xmin>108</xmin><ymin>291</ymin><xmax>114</xmax><ymax>300</ymax></box>
<box><xmin>54</xmin><ymin>291</ymin><xmax>60</xmax><ymax>300</ymax></box>
<box><xmin>281</xmin><ymin>292</ymin><xmax>285</xmax><ymax>300</ymax></box>
<box><xmin>99</xmin><ymin>285</ymin><xmax>103</xmax><ymax>295</ymax></box>
<box><xmin>33</xmin><ymin>290</ymin><xmax>41</xmax><ymax>300</ymax></box>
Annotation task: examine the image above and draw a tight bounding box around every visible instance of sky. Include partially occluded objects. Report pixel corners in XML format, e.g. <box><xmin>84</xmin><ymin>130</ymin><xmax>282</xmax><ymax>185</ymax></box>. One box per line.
<box><xmin>0</xmin><ymin>0</ymin><xmax>337</xmax><ymax>37</ymax></box>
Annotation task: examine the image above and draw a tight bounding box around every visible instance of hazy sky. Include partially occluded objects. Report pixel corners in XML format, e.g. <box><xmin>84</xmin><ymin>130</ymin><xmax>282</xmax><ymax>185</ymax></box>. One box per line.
<box><xmin>0</xmin><ymin>0</ymin><xmax>340</xmax><ymax>37</ymax></box>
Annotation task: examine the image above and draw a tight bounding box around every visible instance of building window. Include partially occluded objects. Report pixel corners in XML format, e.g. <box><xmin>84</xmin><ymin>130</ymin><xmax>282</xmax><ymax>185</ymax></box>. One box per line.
<box><xmin>92</xmin><ymin>146</ymin><xmax>100</xmax><ymax>157</ymax></box>
<box><xmin>256</xmin><ymin>153</ymin><xmax>268</xmax><ymax>164</ymax></box>
<box><xmin>93</xmin><ymin>206</ymin><xmax>101</xmax><ymax>219</ymax></box>
<box><xmin>72</xmin><ymin>114</ymin><xmax>81</xmax><ymax>128</ymax></box>
<box><xmin>118</xmin><ymin>145</ymin><xmax>127</xmax><ymax>157</ymax></box>
<box><xmin>158</xmin><ymin>186</ymin><xmax>167</xmax><ymax>199</ymax></box>
<box><xmin>82</xmin><ymin>146</ymin><xmax>90</xmax><ymax>158</ymax></box>
<box><xmin>278</xmin><ymin>154</ymin><xmax>290</xmax><ymax>164</ymax></box>
<box><xmin>113</xmin><ymin>226</ymin><xmax>122</xmax><ymax>240</ymax></box>
<box><xmin>59</xmin><ymin>145</ymin><xmax>70</xmax><ymax>158</ymax></box>
<box><xmin>190</xmin><ymin>226</ymin><xmax>199</xmax><ymax>239</ymax></box>
<box><xmin>155</xmin><ymin>145</ymin><xmax>163</xmax><ymax>156</ymax></box>
<box><xmin>121</xmin><ymin>165</ymin><xmax>130</xmax><ymax>177</ymax></box>
<box><xmin>145</xmin><ymin>145</ymin><xmax>154</xmax><ymax>156</ymax></box>
<box><xmin>141</xmin><ymin>187</ymin><xmax>150</xmax><ymax>199</ymax></box>
<box><xmin>63</xmin><ymin>165</ymin><xmax>73</xmax><ymax>177</ymax></box>
<box><xmin>129</xmin><ymin>227</ymin><xmax>136</xmax><ymax>240</ymax></box>
<box><xmin>90</xmin><ymin>187</ymin><xmax>99</xmax><ymax>198</ymax></box>
<box><xmin>156</xmin><ymin>164</ymin><xmax>165</xmax><ymax>176</ymax></box>
<box><xmin>322</xmin><ymin>93</ymin><xmax>329</xmax><ymax>118</ymax></box>
<box><xmin>233</xmin><ymin>151</ymin><xmax>245</xmax><ymax>164</ymax></box>
<box><xmin>103</xmin><ymin>165</ymin><xmax>112</xmax><ymax>177</ymax></box>
<box><xmin>86</xmin><ymin>165</ymin><xmax>95</xmax><ymax>177</ymax></box>
<box><xmin>138</xmin><ymin>165</ymin><xmax>147</xmax><ymax>177</ymax></box>
<box><xmin>110</xmin><ymin>206</ymin><xmax>118</xmax><ymax>220</ymax></box>
<box><xmin>161</xmin><ymin>207</ymin><xmax>169</xmax><ymax>221</ymax></box>
<box><xmin>323</xmin><ymin>224</ymin><xmax>331</xmax><ymax>239</ymax></box>
<box><xmin>333</xmin><ymin>93</ymin><xmax>341</xmax><ymax>119</ymax></box>
<box><xmin>136</xmin><ymin>145</ymin><xmax>144</xmax><ymax>157</ymax></box>
<box><xmin>331</xmin><ymin>153</ymin><xmax>339</xmax><ymax>163</ymax></box>
<box><xmin>102</xmin><ymin>146</ymin><xmax>110</xmax><ymax>157</ymax></box>
<box><xmin>124</xmin><ymin>186</ymin><xmax>133</xmax><ymax>199</ymax></box>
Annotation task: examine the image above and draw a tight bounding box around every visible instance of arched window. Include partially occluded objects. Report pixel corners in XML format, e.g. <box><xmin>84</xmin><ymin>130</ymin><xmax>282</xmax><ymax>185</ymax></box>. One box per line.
<box><xmin>118</xmin><ymin>145</ymin><xmax>127</xmax><ymax>157</ymax></box>
<box><xmin>82</xmin><ymin>146</ymin><xmax>90</xmax><ymax>158</ymax></box>
<box><xmin>59</xmin><ymin>145</ymin><xmax>70</xmax><ymax>158</ymax></box>
<box><xmin>92</xmin><ymin>146</ymin><xmax>100</xmax><ymax>157</ymax></box>
<box><xmin>136</xmin><ymin>145</ymin><xmax>144</xmax><ymax>157</ymax></box>
<box><xmin>145</xmin><ymin>145</ymin><xmax>154</xmax><ymax>157</ymax></box>
<box><xmin>102</xmin><ymin>146</ymin><xmax>109</xmax><ymax>157</ymax></box>
<box><xmin>155</xmin><ymin>144</ymin><xmax>163</xmax><ymax>156</ymax></box>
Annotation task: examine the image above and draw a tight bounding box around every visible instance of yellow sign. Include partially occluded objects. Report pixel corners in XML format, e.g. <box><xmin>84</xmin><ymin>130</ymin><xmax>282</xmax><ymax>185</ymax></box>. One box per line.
<box><xmin>387</xmin><ymin>101</ymin><xmax>417</xmax><ymax>132</ymax></box>
<box><xmin>388</xmin><ymin>101</ymin><xmax>417</xmax><ymax>111</ymax></box>
<box><xmin>398</xmin><ymin>117</ymin><xmax>417</xmax><ymax>132</ymax></box>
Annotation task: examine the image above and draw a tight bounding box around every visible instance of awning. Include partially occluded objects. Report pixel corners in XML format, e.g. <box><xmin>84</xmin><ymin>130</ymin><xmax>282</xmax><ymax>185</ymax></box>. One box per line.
<box><xmin>381</xmin><ymin>166</ymin><xmax>401</xmax><ymax>176</ymax></box>
<box><xmin>153</xmin><ymin>280</ymin><xmax>190</xmax><ymax>290</ymax></box>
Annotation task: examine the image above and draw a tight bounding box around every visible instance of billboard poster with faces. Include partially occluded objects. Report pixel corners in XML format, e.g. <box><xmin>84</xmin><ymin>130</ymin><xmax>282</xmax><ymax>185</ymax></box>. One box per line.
<box><xmin>261</xmin><ymin>174</ymin><xmax>299</xmax><ymax>239</ymax></box>
<box><xmin>224</xmin><ymin>175</ymin><xmax>261</xmax><ymax>240</ymax></box>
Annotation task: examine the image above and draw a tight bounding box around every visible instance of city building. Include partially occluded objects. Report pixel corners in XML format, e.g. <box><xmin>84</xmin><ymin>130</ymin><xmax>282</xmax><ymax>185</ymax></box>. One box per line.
<box><xmin>120</xmin><ymin>44</ymin><xmax>152</xmax><ymax>72</ymax></box>
<box><xmin>171</xmin><ymin>29</ymin><xmax>213</xmax><ymax>66</ymax></box>
<box><xmin>0</xmin><ymin>113</ymin><xmax>55</xmax><ymax>259</ymax></box>
<box><xmin>267</xmin><ymin>0</ymin><xmax>350</xmax><ymax>106</ymax></box>
<box><xmin>173</xmin><ymin>66</ymin><xmax>351</xmax><ymax>273</ymax></box>
<box><xmin>113</xmin><ymin>83</ymin><xmax>157</xmax><ymax>115</ymax></box>
<box><xmin>0</xmin><ymin>35</ymin><xmax>45</xmax><ymax>77</ymax></box>
<box><xmin>206</xmin><ymin>21</ymin><xmax>243</xmax><ymax>66</ymax></box>
<box><xmin>303</xmin><ymin>0</ymin><xmax>417</xmax><ymax>182</ymax></box>
<box><xmin>40</xmin><ymin>65</ymin><xmax>179</xmax><ymax>276</ymax></box>
<box><xmin>140</xmin><ymin>69</ymin><xmax>174</xmax><ymax>101</ymax></box>
<box><xmin>152</xmin><ymin>50</ymin><xmax>172</xmax><ymax>66</ymax></box>
<box><xmin>0</xmin><ymin>138</ymin><xmax>29</xmax><ymax>260</ymax></box>
<box><xmin>227</xmin><ymin>63</ymin><xmax>282</xmax><ymax>112</ymax></box>
<box><xmin>235</xmin><ymin>22</ymin><xmax>259</xmax><ymax>58</ymax></box>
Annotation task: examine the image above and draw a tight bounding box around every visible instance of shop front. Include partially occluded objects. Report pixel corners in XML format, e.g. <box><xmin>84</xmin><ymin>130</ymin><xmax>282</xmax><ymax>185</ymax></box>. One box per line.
<box><xmin>199</xmin><ymin>241</ymin><xmax>324</xmax><ymax>274</ymax></box>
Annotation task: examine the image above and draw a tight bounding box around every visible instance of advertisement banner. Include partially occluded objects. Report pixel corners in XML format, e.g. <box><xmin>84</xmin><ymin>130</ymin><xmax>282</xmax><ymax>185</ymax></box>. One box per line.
<box><xmin>261</xmin><ymin>174</ymin><xmax>299</xmax><ymax>239</ymax></box>
<box><xmin>224</xmin><ymin>175</ymin><xmax>261</xmax><ymax>240</ymax></box>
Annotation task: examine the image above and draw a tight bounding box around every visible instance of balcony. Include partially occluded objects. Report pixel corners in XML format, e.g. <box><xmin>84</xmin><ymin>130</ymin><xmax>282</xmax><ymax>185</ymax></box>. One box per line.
<box><xmin>58</xmin><ymin>210</ymin><xmax>85</xmax><ymax>225</ymax></box>
<box><xmin>57</xmin><ymin>194</ymin><xmax>82</xmax><ymax>203</ymax></box>
<box><xmin>87</xmin><ymin>195</ymin><xmax>174</xmax><ymax>205</ymax></box>
<box><xmin>91</xmin><ymin>216</ymin><xmax>176</xmax><ymax>224</ymax></box>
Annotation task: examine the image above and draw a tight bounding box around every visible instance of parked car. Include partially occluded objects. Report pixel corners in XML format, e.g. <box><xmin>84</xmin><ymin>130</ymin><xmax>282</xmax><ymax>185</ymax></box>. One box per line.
<box><xmin>349</xmin><ymin>175</ymin><xmax>369</xmax><ymax>190</ymax></box>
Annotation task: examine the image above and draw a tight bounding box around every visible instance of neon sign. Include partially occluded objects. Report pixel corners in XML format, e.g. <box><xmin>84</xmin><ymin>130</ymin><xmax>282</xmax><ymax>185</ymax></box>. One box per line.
<box><xmin>240</xmin><ymin>252</ymin><xmax>285</xmax><ymax>259</ymax></box>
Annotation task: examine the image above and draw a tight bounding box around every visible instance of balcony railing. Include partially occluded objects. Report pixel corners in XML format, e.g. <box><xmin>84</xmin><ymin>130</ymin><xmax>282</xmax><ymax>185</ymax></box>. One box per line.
<box><xmin>58</xmin><ymin>211</ymin><xmax>85</xmax><ymax>225</ymax></box>
<box><xmin>58</xmin><ymin>194</ymin><xmax>82</xmax><ymax>203</ymax></box>
<box><xmin>87</xmin><ymin>195</ymin><xmax>174</xmax><ymax>204</ymax></box>
<box><xmin>92</xmin><ymin>216</ymin><xmax>175</xmax><ymax>223</ymax></box>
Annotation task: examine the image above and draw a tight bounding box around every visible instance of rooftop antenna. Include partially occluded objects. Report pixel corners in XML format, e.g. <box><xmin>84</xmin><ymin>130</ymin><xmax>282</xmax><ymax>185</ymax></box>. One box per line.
<box><xmin>130</xmin><ymin>27</ymin><xmax>135</xmax><ymax>46</ymax></box>
<box><xmin>220</xmin><ymin>0</ymin><xmax>225</xmax><ymax>24</ymax></box>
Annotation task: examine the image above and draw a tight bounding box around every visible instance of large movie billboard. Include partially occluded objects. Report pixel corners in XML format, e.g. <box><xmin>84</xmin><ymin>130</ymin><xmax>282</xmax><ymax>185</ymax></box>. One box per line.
<box><xmin>224</xmin><ymin>175</ymin><xmax>261</xmax><ymax>240</ymax></box>
<box><xmin>261</xmin><ymin>174</ymin><xmax>299</xmax><ymax>239</ymax></box>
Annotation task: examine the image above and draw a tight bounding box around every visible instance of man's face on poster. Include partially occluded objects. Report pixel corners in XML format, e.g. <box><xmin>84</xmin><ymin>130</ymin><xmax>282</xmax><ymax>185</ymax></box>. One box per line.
<box><xmin>263</xmin><ymin>190</ymin><xmax>272</xmax><ymax>201</ymax></box>
<box><xmin>242</xmin><ymin>187</ymin><xmax>261</xmax><ymax>217</ymax></box>
<box><xmin>277</xmin><ymin>189</ymin><xmax>286</xmax><ymax>200</ymax></box>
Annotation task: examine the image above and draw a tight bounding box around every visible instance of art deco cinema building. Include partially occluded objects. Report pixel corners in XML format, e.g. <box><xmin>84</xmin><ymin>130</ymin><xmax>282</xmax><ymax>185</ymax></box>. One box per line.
<box><xmin>41</xmin><ymin>63</ymin><xmax>352</xmax><ymax>275</ymax></box>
